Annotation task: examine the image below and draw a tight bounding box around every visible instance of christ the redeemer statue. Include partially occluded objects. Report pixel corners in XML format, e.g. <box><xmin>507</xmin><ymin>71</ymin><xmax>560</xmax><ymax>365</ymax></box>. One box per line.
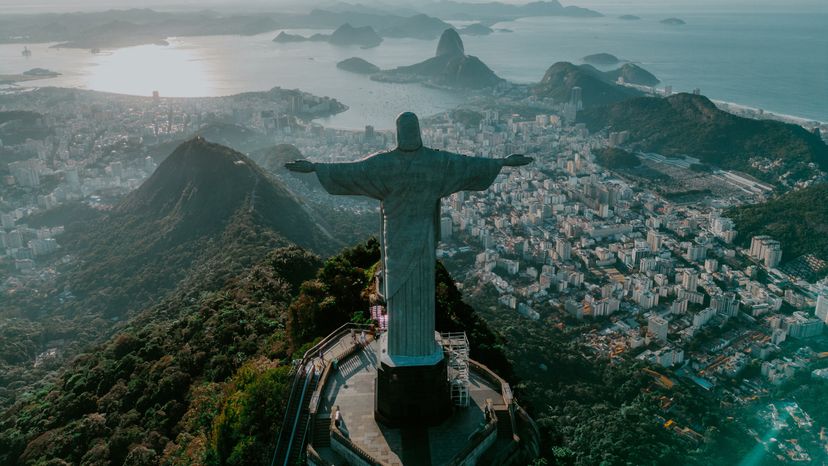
<box><xmin>286</xmin><ymin>112</ymin><xmax>531</xmax><ymax>367</ymax></box>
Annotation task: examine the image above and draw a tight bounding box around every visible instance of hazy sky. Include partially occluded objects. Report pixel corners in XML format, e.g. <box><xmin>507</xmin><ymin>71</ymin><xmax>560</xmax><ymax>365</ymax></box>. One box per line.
<box><xmin>0</xmin><ymin>0</ymin><xmax>825</xmax><ymax>15</ymax></box>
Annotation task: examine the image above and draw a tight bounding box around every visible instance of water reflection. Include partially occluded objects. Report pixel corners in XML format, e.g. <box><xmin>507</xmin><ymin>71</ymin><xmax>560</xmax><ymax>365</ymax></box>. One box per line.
<box><xmin>0</xmin><ymin>34</ymin><xmax>465</xmax><ymax>130</ymax></box>
<box><xmin>3</xmin><ymin>13</ymin><xmax>824</xmax><ymax>126</ymax></box>
<box><xmin>85</xmin><ymin>42</ymin><xmax>214</xmax><ymax>97</ymax></box>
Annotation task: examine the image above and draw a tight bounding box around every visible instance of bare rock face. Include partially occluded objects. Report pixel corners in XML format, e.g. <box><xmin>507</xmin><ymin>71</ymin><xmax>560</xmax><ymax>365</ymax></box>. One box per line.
<box><xmin>435</xmin><ymin>28</ymin><xmax>464</xmax><ymax>57</ymax></box>
<box><xmin>372</xmin><ymin>28</ymin><xmax>502</xmax><ymax>89</ymax></box>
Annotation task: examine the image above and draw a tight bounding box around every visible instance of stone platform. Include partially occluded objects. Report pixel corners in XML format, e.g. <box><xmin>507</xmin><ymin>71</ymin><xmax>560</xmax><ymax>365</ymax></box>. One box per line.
<box><xmin>305</xmin><ymin>336</ymin><xmax>530</xmax><ymax>466</ymax></box>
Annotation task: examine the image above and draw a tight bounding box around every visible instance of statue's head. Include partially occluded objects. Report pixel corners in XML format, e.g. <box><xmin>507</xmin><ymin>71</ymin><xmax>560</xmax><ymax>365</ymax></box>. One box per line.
<box><xmin>395</xmin><ymin>112</ymin><xmax>423</xmax><ymax>152</ymax></box>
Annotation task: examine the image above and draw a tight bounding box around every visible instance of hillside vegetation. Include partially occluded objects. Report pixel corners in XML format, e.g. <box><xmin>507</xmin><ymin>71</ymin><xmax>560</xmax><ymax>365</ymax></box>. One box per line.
<box><xmin>578</xmin><ymin>93</ymin><xmax>828</xmax><ymax>185</ymax></box>
<box><xmin>728</xmin><ymin>183</ymin><xmax>828</xmax><ymax>264</ymax></box>
<box><xmin>534</xmin><ymin>62</ymin><xmax>643</xmax><ymax>108</ymax></box>
<box><xmin>0</xmin><ymin>238</ymin><xmax>510</xmax><ymax>465</ymax></box>
<box><xmin>0</xmin><ymin>138</ymin><xmax>337</xmax><ymax>411</ymax></box>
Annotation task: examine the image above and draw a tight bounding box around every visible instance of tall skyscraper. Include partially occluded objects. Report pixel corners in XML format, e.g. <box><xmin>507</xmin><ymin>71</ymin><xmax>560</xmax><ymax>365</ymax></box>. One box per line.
<box><xmin>648</xmin><ymin>315</ymin><xmax>669</xmax><ymax>341</ymax></box>
<box><xmin>749</xmin><ymin>236</ymin><xmax>782</xmax><ymax>268</ymax></box>
<box><xmin>556</xmin><ymin>237</ymin><xmax>572</xmax><ymax>261</ymax></box>
<box><xmin>680</xmin><ymin>269</ymin><xmax>699</xmax><ymax>291</ymax></box>
<box><xmin>647</xmin><ymin>230</ymin><xmax>662</xmax><ymax>251</ymax></box>
<box><xmin>570</xmin><ymin>86</ymin><xmax>583</xmax><ymax>111</ymax></box>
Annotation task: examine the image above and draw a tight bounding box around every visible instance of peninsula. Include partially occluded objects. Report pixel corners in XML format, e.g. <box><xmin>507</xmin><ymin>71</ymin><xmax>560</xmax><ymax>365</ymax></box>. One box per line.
<box><xmin>0</xmin><ymin>68</ymin><xmax>61</xmax><ymax>84</ymax></box>
<box><xmin>371</xmin><ymin>28</ymin><xmax>503</xmax><ymax>89</ymax></box>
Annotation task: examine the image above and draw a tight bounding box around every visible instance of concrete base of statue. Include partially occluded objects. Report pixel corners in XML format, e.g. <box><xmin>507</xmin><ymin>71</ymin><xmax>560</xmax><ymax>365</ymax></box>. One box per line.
<box><xmin>374</xmin><ymin>334</ymin><xmax>452</xmax><ymax>427</ymax></box>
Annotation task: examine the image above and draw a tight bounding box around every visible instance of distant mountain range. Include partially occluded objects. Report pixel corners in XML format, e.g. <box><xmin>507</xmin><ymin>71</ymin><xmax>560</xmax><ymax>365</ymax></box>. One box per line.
<box><xmin>372</xmin><ymin>28</ymin><xmax>504</xmax><ymax>89</ymax></box>
<box><xmin>577</xmin><ymin>93</ymin><xmax>828</xmax><ymax>185</ymax></box>
<box><xmin>378</xmin><ymin>13</ymin><xmax>453</xmax><ymax>40</ymax></box>
<box><xmin>419</xmin><ymin>0</ymin><xmax>602</xmax><ymax>20</ymax></box>
<box><xmin>0</xmin><ymin>3</ymin><xmax>602</xmax><ymax>49</ymax></box>
<box><xmin>273</xmin><ymin>23</ymin><xmax>382</xmax><ymax>48</ymax></box>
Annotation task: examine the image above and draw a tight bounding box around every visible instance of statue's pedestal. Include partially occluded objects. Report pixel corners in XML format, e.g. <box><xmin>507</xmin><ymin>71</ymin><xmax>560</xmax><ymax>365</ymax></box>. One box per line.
<box><xmin>374</xmin><ymin>335</ymin><xmax>452</xmax><ymax>427</ymax></box>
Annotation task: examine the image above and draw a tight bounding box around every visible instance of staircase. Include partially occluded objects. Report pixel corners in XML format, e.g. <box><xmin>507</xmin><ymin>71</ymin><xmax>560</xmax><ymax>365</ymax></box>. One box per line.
<box><xmin>312</xmin><ymin>415</ymin><xmax>331</xmax><ymax>448</ymax></box>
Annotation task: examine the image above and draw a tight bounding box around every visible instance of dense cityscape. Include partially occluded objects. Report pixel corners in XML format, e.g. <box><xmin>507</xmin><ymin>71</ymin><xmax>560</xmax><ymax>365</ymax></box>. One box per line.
<box><xmin>2</xmin><ymin>75</ymin><xmax>827</xmax><ymax>462</ymax></box>
<box><xmin>2</xmin><ymin>1</ymin><xmax>828</xmax><ymax>464</ymax></box>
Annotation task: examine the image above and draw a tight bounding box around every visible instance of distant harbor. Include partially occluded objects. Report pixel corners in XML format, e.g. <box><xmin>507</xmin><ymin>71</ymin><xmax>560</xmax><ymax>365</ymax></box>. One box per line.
<box><xmin>1</xmin><ymin>12</ymin><xmax>826</xmax><ymax>127</ymax></box>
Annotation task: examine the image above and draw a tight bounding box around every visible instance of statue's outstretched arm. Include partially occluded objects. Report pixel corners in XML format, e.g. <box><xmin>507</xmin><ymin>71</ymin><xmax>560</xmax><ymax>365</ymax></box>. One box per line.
<box><xmin>289</xmin><ymin>155</ymin><xmax>388</xmax><ymax>199</ymax></box>
<box><xmin>501</xmin><ymin>154</ymin><xmax>533</xmax><ymax>167</ymax></box>
<box><xmin>285</xmin><ymin>160</ymin><xmax>315</xmax><ymax>173</ymax></box>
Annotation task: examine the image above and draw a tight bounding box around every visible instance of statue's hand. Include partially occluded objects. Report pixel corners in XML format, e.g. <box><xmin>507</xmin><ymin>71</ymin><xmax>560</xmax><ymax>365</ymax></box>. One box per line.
<box><xmin>502</xmin><ymin>154</ymin><xmax>533</xmax><ymax>167</ymax></box>
<box><xmin>285</xmin><ymin>160</ymin><xmax>315</xmax><ymax>173</ymax></box>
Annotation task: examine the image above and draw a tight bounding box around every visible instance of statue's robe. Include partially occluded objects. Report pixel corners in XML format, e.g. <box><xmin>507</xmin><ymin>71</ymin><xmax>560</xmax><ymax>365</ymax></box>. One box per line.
<box><xmin>315</xmin><ymin>148</ymin><xmax>502</xmax><ymax>358</ymax></box>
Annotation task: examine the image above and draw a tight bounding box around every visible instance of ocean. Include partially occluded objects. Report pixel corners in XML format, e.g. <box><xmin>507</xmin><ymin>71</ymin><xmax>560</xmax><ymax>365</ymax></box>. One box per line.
<box><xmin>1</xmin><ymin>11</ymin><xmax>826</xmax><ymax>129</ymax></box>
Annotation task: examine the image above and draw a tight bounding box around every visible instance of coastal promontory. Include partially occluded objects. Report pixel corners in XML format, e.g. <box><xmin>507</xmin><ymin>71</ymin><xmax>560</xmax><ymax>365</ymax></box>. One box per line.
<box><xmin>0</xmin><ymin>68</ymin><xmax>61</xmax><ymax>84</ymax></box>
<box><xmin>372</xmin><ymin>29</ymin><xmax>503</xmax><ymax>89</ymax></box>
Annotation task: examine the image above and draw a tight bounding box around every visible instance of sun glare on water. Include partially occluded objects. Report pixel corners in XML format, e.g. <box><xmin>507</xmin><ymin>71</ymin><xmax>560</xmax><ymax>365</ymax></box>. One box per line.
<box><xmin>85</xmin><ymin>41</ymin><xmax>214</xmax><ymax>97</ymax></box>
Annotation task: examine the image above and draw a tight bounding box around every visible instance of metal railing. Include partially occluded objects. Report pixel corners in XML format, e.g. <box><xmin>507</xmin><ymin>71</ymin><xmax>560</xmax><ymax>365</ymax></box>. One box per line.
<box><xmin>282</xmin><ymin>362</ymin><xmax>317</xmax><ymax>465</ymax></box>
<box><xmin>270</xmin><ymin>323</ymin><xmax>373</xmax><ymax>466</ymax></box>
<box><xmin>270</xmin><ymin>361</ymin><xmax>309</xmax><ymax>466</ymax></box>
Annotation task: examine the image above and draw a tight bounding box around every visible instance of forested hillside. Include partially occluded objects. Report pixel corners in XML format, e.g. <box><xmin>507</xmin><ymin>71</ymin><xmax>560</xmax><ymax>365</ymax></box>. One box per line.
<box><xmin>578</xmin><ymin>93</ymin><xmax>828</xmax><ymax>185</ymax></box>
<box><xmin>729</xmin><ymin>183</ymin><xmax>828</xmax><ymax>267</ymax></box>
<box><xmin>0</xmin><ymin>239</ymin><xmax>511</xmax><ymax>465</ymax></box>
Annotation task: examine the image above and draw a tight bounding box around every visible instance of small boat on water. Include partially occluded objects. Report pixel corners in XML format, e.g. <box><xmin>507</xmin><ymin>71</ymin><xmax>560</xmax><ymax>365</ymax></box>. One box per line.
<box><xmin>21</xmin><ymin>46</ymin><xmax>32</xmax><ymax>57</ymax></box>
<box><xmin>91</xmin><ymin>48</ymin><xmax>101</xmax><ymax>54</ymax></box>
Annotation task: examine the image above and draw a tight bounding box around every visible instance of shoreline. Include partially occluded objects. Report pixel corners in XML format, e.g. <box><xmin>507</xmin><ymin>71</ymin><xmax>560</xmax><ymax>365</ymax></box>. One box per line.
<box><xmin>8</xmin><ymin>82</ymin><xmax>826</xmax><ymax>135</ymax></box>
<box><xmin>624</xmin><ymin>82</ymin><xmax>827</xmax><ymax>130</ymax></box>
<box><xmin>710</xmin><ymin>99</ymin><xmax>827</xmax><ymax>128</ymax></box>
